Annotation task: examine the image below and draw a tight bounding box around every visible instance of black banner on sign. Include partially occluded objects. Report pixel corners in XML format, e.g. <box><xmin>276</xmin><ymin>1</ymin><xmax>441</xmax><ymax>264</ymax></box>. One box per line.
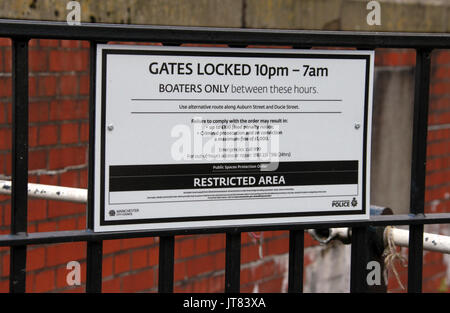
<box><xmin>109</xmin><ymin>161</ymin><xmax>358</xmax><ymax>192</ymax></box>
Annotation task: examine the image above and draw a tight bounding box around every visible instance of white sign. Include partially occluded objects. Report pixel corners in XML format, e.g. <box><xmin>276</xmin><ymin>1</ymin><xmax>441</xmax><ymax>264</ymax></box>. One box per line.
<box><xmin>94</xmin><ymin>45</ymin><xmax>374</xmax><ymax>232</ymax></box>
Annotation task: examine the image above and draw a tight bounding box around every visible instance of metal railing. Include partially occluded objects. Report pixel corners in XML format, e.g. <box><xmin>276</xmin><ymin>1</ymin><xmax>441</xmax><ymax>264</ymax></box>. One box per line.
<box><xmin>0</xmin><ymin>19</ymin><xmax>450</xmax><ymax>293</ymax></box>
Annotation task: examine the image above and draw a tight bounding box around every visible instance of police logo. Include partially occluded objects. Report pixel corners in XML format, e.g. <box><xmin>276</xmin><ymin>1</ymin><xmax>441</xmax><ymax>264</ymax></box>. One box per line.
<box><xmin>351</xmin><ymin>198</ymin><xmax>358</xmax><ymax>207</ymax></box>
<box><xmin>108</xmin><ymin>210</ymin><xmax>116</xmax><ymax>217</ymax></box>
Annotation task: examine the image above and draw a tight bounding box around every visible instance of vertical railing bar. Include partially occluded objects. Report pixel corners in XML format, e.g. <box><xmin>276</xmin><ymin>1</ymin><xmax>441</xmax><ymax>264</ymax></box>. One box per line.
<box><xmin>86</xmin><ymin>40</ymin><xmax>103</xmax><ymax>293</ymax></box>
<box><xmin>288</xmin><ymin>229</ymin><xmax>304</xmax><ymax>293</ymax></box>
<box><xmin>225</xmin><ymin>231</ymin><xmax>241</xmax><ymax>293</ymax></box>
<box><xmin>9</xmin><ymin>37</ymin><xmax>29</xmax><ymax>294</ymax></box>
<box><xmin>158</xmin><ymin>236</ymin><xmax>175</xmax><ymax>293</ymax></box>
<box><xmin>408</xmin><ymin>48</ymin><xmax>432</xmax><ymax>293</ymax></box>
<box><xmin>350</xmin><ymin>227</ymin><xmax>369</xmax><ymax>292</ymax></box>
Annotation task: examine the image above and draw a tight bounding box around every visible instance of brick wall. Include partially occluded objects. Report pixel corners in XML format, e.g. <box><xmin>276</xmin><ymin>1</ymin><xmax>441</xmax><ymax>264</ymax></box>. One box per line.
<box><xmin>0</xmin><ymin>39</ymin><xmax>449</xmax><ymax>293</ymax></box>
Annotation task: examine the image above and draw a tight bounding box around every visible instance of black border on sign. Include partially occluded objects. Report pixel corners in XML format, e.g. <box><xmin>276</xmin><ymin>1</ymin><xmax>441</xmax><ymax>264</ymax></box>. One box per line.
<box><xmin>98</xmin><ymin>48</ymin><xmax>371</xmax><ymax>227</ymax></box>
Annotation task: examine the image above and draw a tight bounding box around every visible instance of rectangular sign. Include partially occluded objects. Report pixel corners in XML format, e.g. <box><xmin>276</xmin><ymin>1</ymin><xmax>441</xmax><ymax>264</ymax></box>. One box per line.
<box><xmin>94</xmin><ymin>45</ymin><xmax>374</xmax><ymax>232</ymax></box>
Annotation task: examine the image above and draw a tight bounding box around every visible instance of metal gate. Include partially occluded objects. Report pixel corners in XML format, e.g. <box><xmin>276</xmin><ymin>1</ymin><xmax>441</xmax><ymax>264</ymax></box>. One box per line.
<box><xmin>0</xmin><ymin>19</ymin><xmax>450</xmax><ymax>293</ymax></box>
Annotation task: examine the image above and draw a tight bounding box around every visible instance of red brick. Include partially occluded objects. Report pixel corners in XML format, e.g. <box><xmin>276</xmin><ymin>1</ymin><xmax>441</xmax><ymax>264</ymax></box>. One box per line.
<box><xmin>114</xmin><ymin>253</ymin><xmax>131</xmax><ymax>275</ymax></box>
<box><xmin>430</xmin><ymin>82</ymin><xmax>450</xmax><ymax>95</ymax></box>
<box><xmin>426</xmin><ymin>156</ymin><xmax>450</xmax><ymax>173</ymax></box>
<box><xmin>38</xmin><ymin>174</ymin><xmax>58</xmax><ymax>186</ymax></box>
<box><xmin>131</xmin><ymin>249</ymin><xmax>148</xmax><ymax>270</ymax></box>
<box><xmin>80</xmin><ymin>41</ymin><xmax>90</xmax><ymax>48</ymax></box>
<box><xmin>80</xmin><ymin>122</ymin><xmax>89</xmax><ymax>143</ymax></box>
<box><xmin>427</xmin><ymin>141</ymin><xmax>450</xmax><ymax>157</ymax></box>
<box><xmin>48</xmin><ymin>146</ymin><xmax>87</xmax><ymax>169</ymax></box>
<box><xmin>3</xmin><ymin>48</ymin><xmax>11</xmax><ymax>73</ymax></box>
<box><xmin>433</xmin><ymin>67</ymin><xmax>450</xmax><ymax>80</ymax></box>
<box><xmin>0</xmin><ymin>102</ymin><xmax>6</xmax><ymax>124</ymax></box>
<box><xmin>39</xmin><ymin>39</ymin><xmax>59</xmax><ymax>47</ymax></box>
<box><xmin>186</xmin><ymin>255</ymin><xmax>215</xmax><ymax>277</ymax></box>
<box><xmin>26</xmin><ymin>247</ymin><xmax>46</xmax><ymax>271</ymax></box>
<box><xmin>37</xmin><ymin>220</ymin><xmax>58</xmax><ymax>232</ymax></box>
<box><xmin>79</xmin><ymin>168</ymin><xmax>88</xmax><ymax>188</ymax></box>
<box><xmin>28</xmin><ymin>76</ymin><xmax>37</xmax><ymax>98</ymax></box>
<box><xmin>37</xmin><ymin>75</ymin><xmax>57</xmax><ymax>97</ymax></box>
<box><xmin>241</xmin><ymin>244</ymin><xmax>260</xmax><ymax>264</ymax></box>
<box><xmin>60</xmin><ymin>40</ymin><xmax>80</xmax><ymax>48</ymax></box>
<box><xmin>60</xmin><ymin>123</ymin><xmax>79</xmax><ymax>144</ymax></box>
<box><xmin>59</xmin><ymin>75</ymin><xmax>78</xmax><ymax>96</ymax></box>
<box><xmin>29</xmin><ymin>150</ymin><xmax>47</xmax><ymax>171</ymax></box>
<box><xmin>28</xmin><ymin>199</ymin><xmax>47</xmax><ymax>221</ymax></box>
<box><xmin>0</xmin><ymin>128</ymin><xmax>11</xmax><ymax>150</ymax></box>
<box><xmin>50</xmin><ymin>99</ymin><xmax>88</xmax><ymax>121</ymax></box>
<box><xmin>426</xmin><ymin>169</ymin><xmax>450</xmax><ymax>187</ymax></box>
<box><xmin>174</xmin><ymin>261</ymin><xmax>187</xmax><ymax>281</ymax></box>
<box><xmin>258</xmin><ymin>276</ymin><xmax>284</xmax><ymax>292</ymax></box>
<box><xmin>49</xmin><ymin>50</ymin><xmax>88</xmax><ymax>72</ymax></box>
<box><xmin>1</xmin><ymin>252</ymin><xmax>10</xmax><ymax>277</ymax></box>
<box><xmin>148</xmin><ymin>246</ymin><xmax>159</xmax><ymax>267</ymax></box>
<box><xmin>29</xmin><ymin>101</ymin><xmax>49</xmax><ymax>123</ymax></box>
<box><xmin>38</xmin><ymin>124</ymin><xmax>58</xmax><ymax>146</ymax></box>
<box><xmin>0</xmin><ymin>38</ymin><xmax>11</xmax><ymax>47</ymax></box>
<box><xmin>122</xmin><ymin>269</ymin><xmax>154</xmax><ymax>292</ymax></box>
<box><xmin>103</xmin><ymin>240</ymin><xmax>122</xmax><ymax>255</ymax></box>
<box><xmin>32</xmin><ymin>269</ymin><xmax>56</xmax><ymax>293</ymax></box>
<box><xmin>208</xmin><ymin>234</ymin><xmax>225</xmax><ymax>252</ymax></box>
<box><xmin>375</xmin><ymin>49</ymin><xmax>416</xmax><ymax>67</ymax></box>
<box><xmin>194</xmin><ymin>236</ymin><xmax>209</xmax><ymax>255</ymax></box>
<box><xmin>28</xmin><ymin>126</ymin><xmax>38</xmax><ymax>147</ymax></box>
<box><xmin>79</xmin><ymin>75</ymin><xmax>89</xmax><ymax>95</ymax></box>
<box><xmin>192</xmin><ymin>277</ymin><xmax>209</xmax><ymax>292</ymax></box>
<box><xmin>0</xmin><ymin>77</ymin><xmax>12</xmax><ymax>98</ymax></box>
<box><xmin>121</xmin><ymin>237</ymin><xmax>155</xmax><ymax>250</ymax></box>
<box><xmin>47</xmin><ymin>201</ymin><xmax>85</xmax><ymax>218</ymax></box>
<box><xmin>102</xmin><ymin>256</ymin><xmax>113</xmax><ymax>278</ymax></box>
<box><xmin>429</xmin><ymin>98</ymin><xmax>450</xmax><ymax>112</ymax></box>
<box><xmin>102</xmin><ymin>277</ymin><xmax>121</xmax><ymax>293</ymax></box>
<box><xmin>29</xmin><ymin>50</ymin><xmax>48</xmax><ymax>72</ymax></box>
<box><xmin>434</xmin><ymin>51</ymin><xmax>450</xmax><ymax>65</ymax></box>
<box><xmin>45</xmin><ymin>242</ymin><xmax>86</xmax><ymax>267</ymax></box>
<box><xmin>57</xmin><ymin>217</ymin><xmax>79</xmax><ymax>231</ymax></box>
<box><xmin>428</xmin><ymin>128</ymin><xmax>450</xmax><ymax>142</ymax></box>
<box><xmin>0</xmin><ymin>279</ymin><xmax>8</xmax><ymax>293</ymax></box>
<box><xmin>60</xmin><ymin>170</ymin><xmax>80</xmax><ymax>187</ymax></box>
<box><xmin>425</xmin><ymin>185</ymin><xmax>450</xmax><ymax>202</ymax></box>
<box><xmin>178</xmin><ymin>238</ymin><xmax>195</xmax><ymax>259</ymax></box>
<box><xmin>268</xmin><ymin>238</ymin><xmax>289</xmax><ymax>255</ymax></box>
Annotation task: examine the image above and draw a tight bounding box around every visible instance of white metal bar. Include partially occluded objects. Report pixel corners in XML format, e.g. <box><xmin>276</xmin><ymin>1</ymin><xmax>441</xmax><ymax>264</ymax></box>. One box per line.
<box><xmin>308</xmin><ymin>227</ymin><xmax>450</xmax><ymax>254</ymax></box>
<box><xmin>390</xmin><ymin>227</ymin><xmax>450</xmax><ymax>254</ymax></box>
<box><xmin>0</xmin><ymin>180</ymin><xmax>87</xmax><ymax>203</ymax></box>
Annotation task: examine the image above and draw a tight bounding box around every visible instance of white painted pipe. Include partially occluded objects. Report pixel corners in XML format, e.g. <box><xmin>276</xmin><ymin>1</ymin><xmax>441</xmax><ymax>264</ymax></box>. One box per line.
<box><xmin>0</xmin><ymin>180</ymin><xmax>87</xmax><ymax>203</ymax></box>
<box><xmin>389</xmin><ymin>227</ymin><xmax>450</xmax><ymax>255</ymax></box>
<box><xmin>308</xmin><ymin>227</ymin><xmax>450</xmax><ymax>254</ymax></box>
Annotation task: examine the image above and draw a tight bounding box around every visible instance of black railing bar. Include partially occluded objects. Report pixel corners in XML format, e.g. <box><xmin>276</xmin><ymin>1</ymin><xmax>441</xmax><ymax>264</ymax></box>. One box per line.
<box><xmin>85</xmin><ymin>40</ymin><xmax>103</xmax><ymax>293</ymax></box>
<box><xmin>1</xmin><ymin>214</ymin><xmax>449</xmax><ymax>247</ymax></box>
<box><xmin>225</xmin><ymin>231</ymin><xmax>241</xmax><ymax>293</ymax></box>
<box><xmin>350</xmin><ymin>227</ymin><xmax>369</xmax><ymax>292</ymax></box>
<box><xmin>0</xmin><ymin>19</ymin><xmax>449</xmax><ymax>48</ymax></box>
<box><xmin>9</xmin><ymin>37</ymin><xmax>29</xmax><ymax>293</ymax></box>
<box><xmin>287</xmin><ymin>230</ymin><xmax>304</xmax><ymax>293</ymax></box>
<box><xmin>407</xmin><ymin>48</ymin><xmax>432</xmax><ymax>293</ymax></box>
<box><xmin>158</xmin><ymin>236</ymin><xmax>175</xmax><ymax>293</ymax></box>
